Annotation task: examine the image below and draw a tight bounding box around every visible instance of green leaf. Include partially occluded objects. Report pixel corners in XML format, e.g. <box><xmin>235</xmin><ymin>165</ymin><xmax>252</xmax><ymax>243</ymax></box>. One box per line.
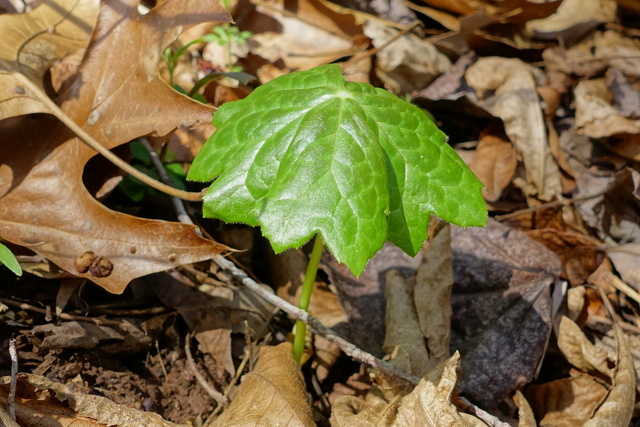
<box><xmin>189</xmin><ymin>64</ymin><xmax>486</xmax><ymax>275</ymax></box>
<box><xmin>0</xmin><ymin>242</ymin><xmax>22</xmax><ymax>276</ymax></box>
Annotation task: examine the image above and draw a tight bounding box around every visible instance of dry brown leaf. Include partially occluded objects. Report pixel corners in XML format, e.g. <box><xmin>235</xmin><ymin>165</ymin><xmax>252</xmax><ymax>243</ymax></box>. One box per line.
<box><xmin>414</xmin><ymin>222</ymin><xmax>453</xmax><ymax>366</ymax></box>
<box><xmin>574</xmin><ymin>78</ymin><xmax>640</xmax><ymax>140</ymax></box>
<box><xmin>0</xmin><ymin>0</ymin><xmax>99</xmax><ymax>119</ymax></box>
<box><xmin>393</xmin><ymin>352</ymin><xmax>484</xmax><ymax>426</ymax></box>
<box><xmin>363</xmin><ymin>19</ymin><xmax>451</xmax><ymax>95</ymax></box>
<box><xmin>330</xmin><ymin>353</ymin><xmax>484</xmax><ymax>427</ymax></box>
<box><xmin>211</xmin><ymin>343</ymin><xmax>315</xmax><ymax>427</ymax></box>
<box><xmin>0</xmin><ymin>373</ymin><xmax>183</xmax><ymax>427</ymax></box>
<box><xmin>513</xmin><ymin>390</ymin><xmax>537</xmax><ymax>427</ymax></box>
<box><xmin>525</xmin><ymin>0</ymin><xmax>617</xmax><ymax>43</ymax></box>
<box><xmin>245</xmin><ymin>0</ymin><xmax>363</xmax><ymax>70</ymax></box>
<box><xmin>465</xmin><ymin>57</ymin><xmax>562</xmax><ymax>200</ymax></box>
<box><xmin>607</xmin><ymin>243</ymin><xmax>640</xmax><ymax>289</ymax></box>
<box><xmin>383</xmin><ymin>269</ymin><xmax>431</xmax><ymax>378</ymax></box>
<box><xmin>557</xmin><ymin>316</ymin><xmax>611</xmax><ymax>376</ymax></box>
<box><xmin>525</xmin><ymin>229</ymin><xmax>604</xmax><ymax>286</ymax></box>
<box><xmin>0</xmin><ymin>0</ymin><xmax>232</xmax><ymax>294</ymax></box>
<box><xmin>543</xmin><ymin>31</ymin><xmax>640</xmax><ymax>79</ymax></box>
<box><xmin>584</xmin><ymin>287</ymin><xmax>636</xmax><ymax>426</ymax></box>
<box><xmin>526</xmin><ymin>375</ymin><xmax>608</xmax><ymax>426</ymax></box>
<box><xmin>469</xmin><ymin>133</ymin><xmax>518</xmax><ymax>202</ymax></box>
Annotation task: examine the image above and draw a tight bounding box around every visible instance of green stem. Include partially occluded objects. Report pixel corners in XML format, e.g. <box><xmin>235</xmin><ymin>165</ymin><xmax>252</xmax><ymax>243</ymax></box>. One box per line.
<box><xmin>293</xmin><ymin>233</ymin><xmax>324</xmax><ymax>364</ymax></box>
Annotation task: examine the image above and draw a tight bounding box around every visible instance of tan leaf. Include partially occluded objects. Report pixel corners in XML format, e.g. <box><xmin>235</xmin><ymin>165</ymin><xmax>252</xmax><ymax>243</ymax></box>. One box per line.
<box><xmin>526</xmin><ymin>375</ymin><xmax>608</xmax><ymax>426</ymax></box>
<box><xmin>383</xmin><ymin>269</ymin><xmax>430</xmax><ymax>378</ymax></box>
<box><xmin>0</xmin><ymin>0</ymin><xmax>232</xmax><ymax>293</ymax></box>
<box><xmin>363</xmin><ymin>19</ymin><xmax>451</xmax><ymax>95</ymax></box>
<box><xmin>557</xmin><ymin>316</ymin><xmax>611</xmax><ymax>376</ymax></box>
<box><xmin>469</xmin><ymin>134</ymin><xmax>518</xmax><ymax>202</ymax></box>
<box><xmin>525</xmin><ymin>0</ymin><xmax>617</xmax><ymax>42</ymax></box>
<box><xmin>0</xmin><ymin>0</ymin><xmax>98</xmax><ymax>118</ymax></box>
<box><xmin>330</xmin><ymin>353</ymin><xmax>485</xmax><ymax>427</ymax></box>
<box><xmin>414</xmin><ymin>222</ymin><xmax>453</xmax><ymax>366</ymax></box>
<box><xmin>607</xmin><ymin>243</ymin><xmax>640</xmax><ymax>289</ymax></box>
<box><xmin>211</xmin><ymin>343</ymin><xmax>315</xmax><ymax>427</ymax></box>
<box><xmin>574</xmin><ymin>79</ymin><xmax>640</xmax><ymax>139</ymax></box>
<box><xmin>513</xmin><ymin>390</ymin><xmax>537</xmax><ymax>427</ymax></box>
<box><xmin>584</xmin><ymin>287</ymin><xmax>636</xmax><ymax>426</ymax></box>
<box><xmin>466</xmin><ymin>57</ymin><xmax>562</xmax><ymax>200</ymax></box>
<box><xmin>0</xmin><ymin>373</ymin><xmax>183</xmax><ymax>427</ymax></box>
<box><xmin>393</xmin><ymin>352</ymin><xmax>484</xmax><ymax>427</ymax></box>
<box><xmin>246</xmin><ymin>0</ymin><xmax>362</xmax><ymax>70</ymax></box>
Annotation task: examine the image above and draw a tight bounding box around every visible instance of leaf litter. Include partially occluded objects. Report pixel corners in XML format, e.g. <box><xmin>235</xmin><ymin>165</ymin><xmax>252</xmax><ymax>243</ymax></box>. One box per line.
<box><xmin>2</xmin><ymin>0</ymin><xmax>640</xmax><ymax>425</ymax></box>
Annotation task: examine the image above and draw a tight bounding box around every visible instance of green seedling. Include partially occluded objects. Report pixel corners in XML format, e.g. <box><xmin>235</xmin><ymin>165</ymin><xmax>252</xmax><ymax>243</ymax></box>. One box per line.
<box><xmin>188</xmin><ymin>64</ymin><xmax>487</xmax><ymax>363</ymax></box>
<box><xmin>161</xmin><ymin>25</ymin><xmax>254</xmax><ymax>102</ymax></box>
<box><xmin>0</xmin><ymin>242</ymin><xmax>22</xmax><ymax>276</ymax></box>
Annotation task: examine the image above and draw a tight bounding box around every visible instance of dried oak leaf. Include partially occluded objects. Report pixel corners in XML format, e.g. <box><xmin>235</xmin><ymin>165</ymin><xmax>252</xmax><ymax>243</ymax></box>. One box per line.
<box><xmin>0</xmin><ymin>0</ymin><xmax>232</xmax><ymax>293</ymax></box>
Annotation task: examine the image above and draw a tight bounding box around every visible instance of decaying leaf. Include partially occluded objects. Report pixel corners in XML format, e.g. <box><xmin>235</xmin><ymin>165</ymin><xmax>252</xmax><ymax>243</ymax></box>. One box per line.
<box><xmin>468</xmin><ymin>133</ymin><xmax>518</xmax><ymax>202</ymax></box>
<box><xmin>211</xmin><ymin>343</ymin><xmax>315</xmax><ymax>427</ymax></box>
<box><xmin>450</xmin><ymin>219</ymin><xmax>561</xmax><ymax>408</ymax></box>
<box><xmin>0</xmin><ymin>0</ymin><xmax>232</xmax><ymax>293</ymax></box>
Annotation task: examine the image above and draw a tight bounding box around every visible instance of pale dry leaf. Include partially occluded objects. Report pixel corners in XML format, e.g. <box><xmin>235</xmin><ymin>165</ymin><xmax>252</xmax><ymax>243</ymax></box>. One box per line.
<box><xmin>383</xmin><ymin>269</ymin><xmax>431</xmax><ymax>378</ymax></box>
<box><xmin>574</xmin><ymin>78</ymin><xmax>640</xmax><ymax>139</ymax></box>
<box><xmin>0</xmin><ymin>0</ymin><xmax>98</xmax><ymax>118</ymax></box>
<box><xmin>465</xmin><ymin>57</ymin><xmax>562</xmax><ymax>200</ymax></box>
<box><xmin>330</xmin><ymin>395</ymin><xmax>402</xmax><ymax>427</ymax></box>
<box><xmin>393</xmin><ymin>352</ymin><xmax>484</xmax><ymax>427</ymax></box>
<box><xmin>211</xmin><ymin>343</ymin><xmax>315</xmax><ymax>427</ymax></box>
<box><xmin>525</xmin><ymin>0</ymin><xmax>617</xmax><ymax>43</ymax></box>
<box><xmin>607</xmin><ymin>243</ymin><xmax>640</xmax><ymax>290</ymax></box>
<box><xmin>557</xmin><ymin>315</ymin><xmax>612</xmax><ymax>376</ymax></box>
<box><xmin>0</xmin><ymin>0</ymin><xmax>232</xmax><ymax>294</ymax></box>
<box><xmin>247</xmin><ymin>0</ymin><xmax>362</xmax><ymax>70</ymax></box>
<box><xmin>0</xmin><ymin>373</ymin><xmax>183</xmax><ymax>427</ymax></box>
<box><xmin>513</xmin><ymin>390</ymin><xmax>537</xmax><ymax>427</ymax></box>
<box><xmin>414</xmin><ymin>222</ymin><xmax>453</xmax><ymax>366</ymax></box>
<box><xmin>584</xmin><ymin>288</ymin><xmax>636</xmax><ymax>426</ymax></box>
<box><xmin>543</xmin><ymin>31</ymin><xmax>640</xmax><ymax>79</ymax></box>
<box><xmin>363</xmin><ymin>19</ymin><xmax>450</xmax><ymax>94</ymax></box>
<box><xmin>526</xmin><ymin>375</ymin><xmax>608</xmax><ymax>426</ymax></box>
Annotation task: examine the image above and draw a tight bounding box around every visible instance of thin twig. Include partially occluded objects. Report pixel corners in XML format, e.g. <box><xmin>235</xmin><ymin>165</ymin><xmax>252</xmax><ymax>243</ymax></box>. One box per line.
<box><xmin>0</xmin><ymin>297</ymin><xmax>123</xmax><ymax>327</ymax></box>
<box><xmin>8</xmin><ymin>338</ymin><xmax>18</xmax><ymax>421</ymax></box>
<box><xmin>494</xmin><ymin>193</ymin><xmax>605</xmax><ymax>222</ymax></box>
<box><xmin>185</xmin><ymin>333</ymin><xmax>227</xmax><ymax>405</ymax></box>
<box><xmin>12</xmin><ymin>73</ymin><xmax>205</xmax><ymax>202</ymax></box>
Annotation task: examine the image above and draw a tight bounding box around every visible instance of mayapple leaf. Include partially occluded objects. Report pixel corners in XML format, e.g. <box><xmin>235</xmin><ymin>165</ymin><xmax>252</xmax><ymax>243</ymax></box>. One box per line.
<box><xmin>0</xmin><ymin>242</ymin><xmax>22</xmax><ymax>276</ymax></box>
<box><xmin>189</xmin><ymin>64</ymin><xmax>486</xmax><ymax>275</ymax></box>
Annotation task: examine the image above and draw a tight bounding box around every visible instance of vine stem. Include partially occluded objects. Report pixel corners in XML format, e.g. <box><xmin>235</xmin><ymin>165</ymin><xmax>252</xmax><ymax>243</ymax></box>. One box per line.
<box><xmin>293</xmin><ymin>233</ymin><xmax>324</xmax><ymax>364</ymax></box>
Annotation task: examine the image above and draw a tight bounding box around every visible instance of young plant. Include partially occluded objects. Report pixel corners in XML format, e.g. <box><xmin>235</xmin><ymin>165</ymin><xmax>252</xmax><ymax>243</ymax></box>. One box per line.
<box><xmin>187</xmin><ymin>64</ymin><xmax>487</xmax><ymax>363</ymax></box>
